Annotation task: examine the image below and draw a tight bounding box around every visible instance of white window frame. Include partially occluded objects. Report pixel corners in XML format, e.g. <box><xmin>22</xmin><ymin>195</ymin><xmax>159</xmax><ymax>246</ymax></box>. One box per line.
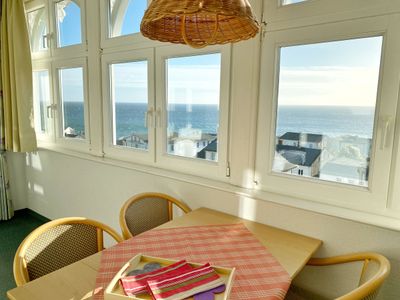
<box><xmin>32</xmin><ymin>61</ymin><xmax>55</xmax><ymax>143</ymax></box>
<box><xmin>102</xmin><ymin>48</ymin><xmax>155</xmax><ymax>164</ymax></box>
<box><xmin>25</xmin><ymin>0</ymin><xmax>51</xmax><ymax>60</ymax></box>
<box><xmin>26</xmin><ymin>0</ymin><xmax>92</xmax><ymax>153</ymax></box>
<box><xmin>99</xmin><ymin>0</ymin><xmax>157</xmax><ymax>49</ymax></box>
<box><xmin>26</xmin><ymin>0</ymin><xmax>232</xmax><ymax>182</ymax></box>
<box><xmin>49</xmin><ymin>0</ymin><xmax>87</xmax><ymax>57</ymax></box>
<box><xmin>255</xmin><ymin>15</ymin><xmax>400</xmax><ymax>213</ymax></box>
<box><xmin>155</xmin><ymin>45</ymin><xmax>231</xmax><ymax>181</ymax></box>
<box><xmin>264</xmin><ymin>0</ymin><xmax>400</xmax><ymax>30</ymax></box>
<box><xmin>53</xmin><ymin>57</ymin><xmax>91</xmax><ymax>152</ymax></box>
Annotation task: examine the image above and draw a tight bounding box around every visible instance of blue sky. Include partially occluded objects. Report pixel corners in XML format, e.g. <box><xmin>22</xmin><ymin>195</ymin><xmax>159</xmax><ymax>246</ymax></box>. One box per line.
<box><xmin>57</xmin><ymin>1</ymin><xmax>81</xmax><ymax>47</ymax></box>
<box><xmin>279</xmin><ymin>36</ymin><xmax>383</xmax><ymax>107</ymax></box>
<box><xmin>60</xmin><ymin>67</ymin><xmax>84</xmax><ymax>103</ymax></box>
<box><xmin>281</xmin><ymin>37</ymin><xmax>382</xmax><ymax>68</ymax></box>
<box><xmin>166</xmin><ymin>54</ymin><xmax>221</xmax><ymax>105</ymax></box>
<box><xmin>57</xmin><ymin>0</ymin><xmax>146</xmax><ymax>45</ymax></box>
<box><xmin>119</xmin><ymin>0</ymin><xmax>146</xmax><ymax>35</ymax></box>
<box><xmin>112</xmin><ymin>61</ymin><xmax>148</xmax><ymax>104</ymax></box>
<box><xmin>110</xmin><ymin>53</ymin><xmax>221</xmax><ymax>105</ymax></box>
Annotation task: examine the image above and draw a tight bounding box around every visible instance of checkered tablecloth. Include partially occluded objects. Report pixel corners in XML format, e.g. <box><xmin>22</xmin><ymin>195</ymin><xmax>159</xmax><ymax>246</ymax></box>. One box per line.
<box><xmin>93</xmin><ymin>223</ymin><xmax>291</xmax><ymax>300</ymax></box>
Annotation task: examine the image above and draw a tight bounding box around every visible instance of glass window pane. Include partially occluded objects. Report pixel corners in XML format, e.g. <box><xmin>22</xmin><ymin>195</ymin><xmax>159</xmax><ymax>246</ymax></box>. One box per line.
<box><xmin>166</xmin><ymin>53</ymin><xmax>221</xmax><ymax>161</ymax></box>
<box><xmin>282</xmin><ymin>0</ymin><xmax>308</xmax><ymax>5</ymax></box>
<box><xmin>273</xmin><ymin>36</ymin><xmax>383</xmax><ymax>187</ymax></box>
<box><xmin>59</xmin><ymin>67</ymin><xmax>85</xmax><ymax>139</ymax></box>
<box><xmin>33</xmin><ymin>70</ymin><xmax>51</xmax><ymax>133</ymax></box>
<box><xmin>27</xmin><ymin>8</ymin><xmax>48</xmax><ymax>52</ymax></box>
<box><xmin>56</xmin><ymin>0</ymin><xmax>82</xmax><ymax>47</ymax></box>
<box><xmin>110</xmin><ymin>60</ymin><xmax>149</xmax><ymax>149</ymax></box>
<box><xmin>109</xmin><ymin>0</ymin><xmax>147</xmax><ymax>38</ymax></box>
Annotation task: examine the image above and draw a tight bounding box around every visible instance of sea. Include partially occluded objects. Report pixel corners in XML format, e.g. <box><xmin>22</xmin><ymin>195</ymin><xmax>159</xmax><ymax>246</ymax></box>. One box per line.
<box><xmin>62</xmin><ymin>102</ymin><xmax>375</xmax><ymax>139</ymax></box>
<box><xmin>276</xmin><ymin>105</ymin><xmax>375</xmax><ymax>138</ymax></box>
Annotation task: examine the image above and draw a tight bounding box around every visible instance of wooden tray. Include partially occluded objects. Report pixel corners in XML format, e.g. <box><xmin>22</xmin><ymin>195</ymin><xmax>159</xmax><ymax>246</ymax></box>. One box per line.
<box><xmin>104</xmin><ymin>254</ymin><xmax>235</xmax><ymax>300</ymax></box>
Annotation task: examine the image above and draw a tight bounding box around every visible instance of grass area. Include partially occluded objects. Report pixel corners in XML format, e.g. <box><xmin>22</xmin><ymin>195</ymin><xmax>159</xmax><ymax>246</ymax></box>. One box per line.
<box><xmin>0</xmin><ymin>209</ymin><xmax>48</xmax><ymax>299</ymax></box>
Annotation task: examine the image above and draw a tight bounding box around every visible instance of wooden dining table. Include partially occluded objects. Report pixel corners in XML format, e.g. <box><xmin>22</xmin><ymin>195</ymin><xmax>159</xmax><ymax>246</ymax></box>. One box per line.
<box><xmin>7</xmin><ymin>207</ymin><xmax>322</xmax><ymax>300</ymax></box>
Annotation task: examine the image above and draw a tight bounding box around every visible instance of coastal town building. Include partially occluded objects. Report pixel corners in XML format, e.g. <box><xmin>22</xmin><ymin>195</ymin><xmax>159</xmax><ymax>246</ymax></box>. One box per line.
<box><xmin>278</xmin><ymin>132</ymin><xmax>325</xmax><ymax>149</ymax></box>
<box><xmin>116</xmin><ymin>133</ymin><xmax>148</xmax><ymax>150</ymax></box>
<box><xmin>197</xmin><ymin>139</ymin><xmax>218</xmax><ymax>161</ymax></box>
<box><xmin>275</xmin><ymin>144</ymin><xmax>321</xmax><ymax>177</ymax></box>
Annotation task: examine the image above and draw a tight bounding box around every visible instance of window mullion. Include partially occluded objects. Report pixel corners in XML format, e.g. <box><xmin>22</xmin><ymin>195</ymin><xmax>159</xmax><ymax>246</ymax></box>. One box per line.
<box><xmin>86</xmin><ymin>0</ymin><xmax>103</xmax><ymax>157</ymax></box>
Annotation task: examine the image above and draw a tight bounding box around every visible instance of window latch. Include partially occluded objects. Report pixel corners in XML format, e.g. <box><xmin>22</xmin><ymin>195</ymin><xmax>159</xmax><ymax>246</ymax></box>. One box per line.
<box><xmin>156</xmin><ymin>108</ymin><xmax>162</xmax><ymax>128</ymax></box>
<box><xmin>42</xmin><ymin>33</ymin><xmax>53</xmax><ymax>49</ymax></box>
<box><xmin>261</xmin><ymin>21</ymin><xmax>268</xmax><ymax>39</ymax></box>
<box><xmin>144</xmin><ymin>107</ymin><xmax>154</xmax><ymax>128</ymax></box>
<box><xmin>380</xmin><ymin>115</ymin><xmax>393</xmax><ymax>150</ymax></box>
<box><xmin>46</xmin><ymin>104</ymin><xmax>57</xmax><ymax>118</ymax></box>
<box><xmin>226</xmin><ymin>162</ymin><xmax>231</xmax><ymax>177</ymax></box>
<box><xmin>260</xmin><ymin>13</ymin><xmax>268</xmax><ymax>39</ymax></box>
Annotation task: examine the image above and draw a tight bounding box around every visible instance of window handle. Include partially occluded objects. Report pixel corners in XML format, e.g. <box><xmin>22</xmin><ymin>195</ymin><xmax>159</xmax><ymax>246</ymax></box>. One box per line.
<box><xmin>145</xmin><ymin>107</ymin><xmax>154</xmax><ymax>128</ymax></box>
<box><xmin>156</xmin><ymin>108</ymin><xmax>162</xmax><ymax>128</ymax></box>
<box><xmin>46</xmin><ymin>104</ymin><xmax>56</xmax><ymax>118</ymax></box>
<box><xmin>42</xmin><ymin>33</ymin><xmax>52</xmax><ymax>49</ymax></box>
<box><xmin>380</xmin><ymin>116</ymin><xmax>393</xmax><ymax>150</ymax></box>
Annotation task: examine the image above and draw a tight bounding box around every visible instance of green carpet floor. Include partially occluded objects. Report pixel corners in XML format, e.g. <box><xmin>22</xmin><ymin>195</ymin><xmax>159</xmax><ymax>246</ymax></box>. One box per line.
<box><xmin>0</xmin><ymin>209</ymin><xmax>48</xmax><ymax>299</ymax></box>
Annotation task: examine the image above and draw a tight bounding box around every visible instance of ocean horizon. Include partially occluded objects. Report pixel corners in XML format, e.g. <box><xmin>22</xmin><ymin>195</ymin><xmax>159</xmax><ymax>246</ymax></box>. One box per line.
<box><xmin>58</xmin><ymin>102</ymin><xmax>375</xmax><ymax>140</ymax></box>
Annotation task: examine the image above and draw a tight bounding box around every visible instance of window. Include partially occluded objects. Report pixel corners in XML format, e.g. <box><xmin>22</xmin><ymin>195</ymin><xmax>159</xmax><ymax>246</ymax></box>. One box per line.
<box><xmin>27</xmin><ymin>0</ymin><xmax>89</xmax><ymax>151</ymax></box>
<box><xmin>102</xmin><ymin>49</ymin><xmax>155</xmax><ymax>163</ymax></box>
<box><xmin>108</xmin><ymin>0</ymin><xmax>147</xmax><ymax>38</ymax></box>
<box><xmin>26</xmin><ymin>0</ymin><xmax>229</xmax><ymax>179</ymax></box>
<box><xmin>55</xmin><ymin>0</ymin><xmax>82</xmax><ymax>48</ymax></box>
<box><xmin>32</xmin><ymin>70</ymin><xmax>52</xmax><ymax>135</ymax></box>
<box><xmin>101</xmin><ymin>0</ymin><xmax>148</xmax><ymax>48</ymax></box>
<box><xmin>111</xmin><ymin>60</ymin><xmax>149</xmax><ymax>149</ymax></box>
<box><xmin>165</xmin><ymin>53</ymin><xmax>221</xmax><ymax>162</ymax></box>
<box><xmin>255</xmin><ymin>15</ymin><xmax>400</xmax><ymax>211</ymax></box>
<box><xmin>102</xmin><ymin>46</ymin><xmax>230</xmax><ymax>179</ymax></box>
<box><xmin>57</xmin><ymin>67</ymin><xmax>86</xmax><ymax>139</ymax></box>
<box><xmin>273</xmin><ymin>37</ymin><xmax>382</xmax><ymax>187</ymax></box>
<box><xmin>27</xmin><ymin>7</ymin><xmax>49</xmax><ymax>52</ymax></box>
<box><xmin>155</xmin><ymin>46</ymin><xmax>230</xmax><ymax>179</ymax></box>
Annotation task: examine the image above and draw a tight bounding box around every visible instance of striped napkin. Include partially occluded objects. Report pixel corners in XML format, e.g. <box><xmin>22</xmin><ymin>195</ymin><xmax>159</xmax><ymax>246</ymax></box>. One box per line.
<box><xmin>148</xmin><ymin>263</ymin><xmax>225</xmax><ymax>300</ymax></box>
<box><xmin>120</xmin><ymin>260</ymin><xmax>193</xmax><ymax>296</ymax></box>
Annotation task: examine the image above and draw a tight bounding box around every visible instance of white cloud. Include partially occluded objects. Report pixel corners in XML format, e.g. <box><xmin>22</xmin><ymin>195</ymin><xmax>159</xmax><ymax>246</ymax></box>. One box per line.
<box><xmin>99</xmin><ymin>62</ymin><xmax>221</xmax><ymax>104</ymax></box>
<box><xmin>168</xmin><ymin>65</ymin><xmax>221</xmax><ymax>105</ymax></box>
<box><xmin>278</xmin><ymin>66</ymin><xmax>380</xmax><ymax>107</ymax></box>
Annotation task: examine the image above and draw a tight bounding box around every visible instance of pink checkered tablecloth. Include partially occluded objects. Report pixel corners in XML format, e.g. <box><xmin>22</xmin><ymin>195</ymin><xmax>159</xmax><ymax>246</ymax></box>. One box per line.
<box><xmin>93</xmin><ymin>223</ymin><xmax>291</xmax><ymax>300</ymax></box>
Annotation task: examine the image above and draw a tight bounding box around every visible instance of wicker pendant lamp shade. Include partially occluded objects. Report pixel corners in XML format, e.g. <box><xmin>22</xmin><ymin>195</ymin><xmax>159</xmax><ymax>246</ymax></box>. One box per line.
<box><xmin>140</xmin><ymin>0</ymin><xmax>260</xmax><ymax>48</ymax></box>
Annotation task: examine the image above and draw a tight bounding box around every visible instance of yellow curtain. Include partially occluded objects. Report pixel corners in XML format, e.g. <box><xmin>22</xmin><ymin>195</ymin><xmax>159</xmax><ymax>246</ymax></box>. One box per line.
<box><xmin>1</xmin><ymin>0</ymin><xmax>37</xmax><ymax>152</ymax></box>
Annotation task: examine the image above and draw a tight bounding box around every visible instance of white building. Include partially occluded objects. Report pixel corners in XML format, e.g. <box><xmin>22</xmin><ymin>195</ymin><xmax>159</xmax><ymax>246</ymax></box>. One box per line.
<box><xmin>279</xmin><ymin>132</ymin><xmax>325</xmax><ymax>149</ymax></box>
<box><xmin>276</xmin><ymin>145</ymin><xmax>322</xmax><ymax>177</ymax></box>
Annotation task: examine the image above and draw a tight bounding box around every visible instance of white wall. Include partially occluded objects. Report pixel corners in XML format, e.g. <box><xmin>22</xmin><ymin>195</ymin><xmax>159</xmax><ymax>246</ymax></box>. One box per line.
<box><xmin>7</xmin><ymin>152</ymin><xmax>28</xmax><ymax>210</ymax></box>
<box><xmin>10</xmin><ymin>149</ymin><xmax>400</xmax><ymax>299</ymax></box>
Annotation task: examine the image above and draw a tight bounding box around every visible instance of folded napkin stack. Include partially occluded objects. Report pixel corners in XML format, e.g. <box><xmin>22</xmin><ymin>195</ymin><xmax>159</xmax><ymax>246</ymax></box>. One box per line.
<box><xmin>120</xmin><ymin>260</ymin><xmax>225</xmax><ymax>300</ymax></box>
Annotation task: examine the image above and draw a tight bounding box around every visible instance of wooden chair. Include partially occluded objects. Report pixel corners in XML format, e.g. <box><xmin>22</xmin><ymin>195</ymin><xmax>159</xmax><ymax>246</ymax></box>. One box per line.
<box><xmin>286</xmin><ymin>252</ymin><xmax>390</xmax><ymax>300</ymax></box>
<box><xmin>119</xmin><ymin>192</ymin><xmax>191</xmax><ymax>239</ymax></box>
<box><xmin>13</xmin><ymin>217</ymin><xmax>123</xmax><ymax>286</ymax></box>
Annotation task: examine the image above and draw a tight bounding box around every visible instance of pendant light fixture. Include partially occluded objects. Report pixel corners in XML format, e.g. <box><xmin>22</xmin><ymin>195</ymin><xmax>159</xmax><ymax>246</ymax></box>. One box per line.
<box><xmin>140</xmin><ymin>0</ymin><xmax>260</xmax><ymax>48</ymax></box>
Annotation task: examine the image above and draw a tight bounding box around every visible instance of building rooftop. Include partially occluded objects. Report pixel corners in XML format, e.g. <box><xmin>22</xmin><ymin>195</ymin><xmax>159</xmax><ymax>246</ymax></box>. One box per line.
<box><xmin>197</xmin><ymin>139</ymin><xmax>217</xmax><ymax>159</ymax></box>
<box><xmin>276</xmin><ymin>144</ymin><xmax>321</xmax><ymax>167</ymax></box>
<box><xmin>280</xmin><ymin>132</ymin><xmax>323</xmax><ymax>143</ymax></box>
